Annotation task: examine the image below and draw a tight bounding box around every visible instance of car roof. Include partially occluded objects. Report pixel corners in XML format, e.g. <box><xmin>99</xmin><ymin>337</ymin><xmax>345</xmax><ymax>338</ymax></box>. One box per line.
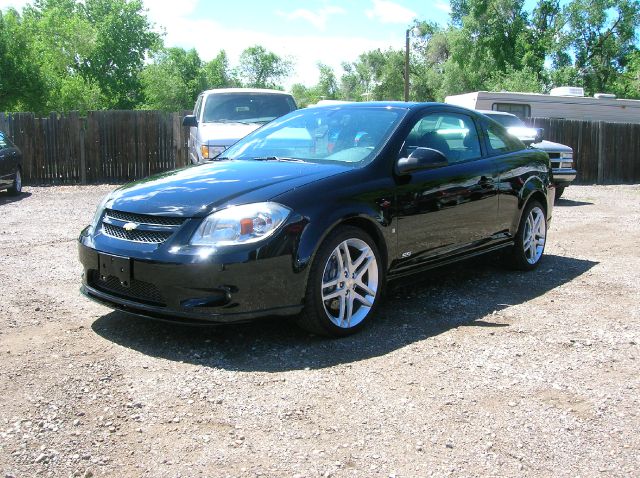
<box><xmin>307</xmin><ymin>101</ymin><xmax>455</xmax><ymax>110</ymax></box>
<box><xmin>307</xmin><ymin>102</ymin><xmax>498</xmax><ymax>120</ymax></box>
<box><xmin>201</xmin><ymin>88</ymin><xmax>293</xmax><ymax>96</ymax></box>
<box><xmin>476</xmin><ymin>109</ymin><xmax>516</xmax><ymax>117</ymax></box>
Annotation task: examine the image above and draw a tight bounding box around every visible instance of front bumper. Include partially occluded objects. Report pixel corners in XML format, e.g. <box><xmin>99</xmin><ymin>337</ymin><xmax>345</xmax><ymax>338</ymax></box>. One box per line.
<box><xmin>552</xmin><ymin>168</ymin><xmax>577</xmax><ymax>186</ymax></box>
<box><xmin>78</xmin><ymin>240</ymin><xmax>305</xmax><ymax>324</ymax></box>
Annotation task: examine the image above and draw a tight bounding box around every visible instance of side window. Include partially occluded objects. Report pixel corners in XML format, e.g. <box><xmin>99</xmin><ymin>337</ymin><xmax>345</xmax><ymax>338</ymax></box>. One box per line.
<box><xmin>492</xmin><ymin>102</ymin><xmax>531</xmax><ymax>119</ymax></box>
<box><xmin>0</xmin><ymin>132</ymin><xmax>7</xmax><ymax>149</ymax></box>
<box><xmin>404</xmin><ymin>112</ymin><xmax>482</xmax><ymax>164</ymax></box>
<box><xmin>485</xmin><ymin>121</ymin><xmax>524</xmax><ymax>155</ymax></box>
<box><xmin>194</xmin><ymin>95</ymin><xmax>203</xmax><ymax>119</ymax></box>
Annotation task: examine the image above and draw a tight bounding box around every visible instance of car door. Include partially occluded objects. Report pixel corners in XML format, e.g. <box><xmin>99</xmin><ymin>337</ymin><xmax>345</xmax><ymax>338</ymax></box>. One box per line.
<box><xmin>394</xmin><ymin>111</ymin><xmax>500</xmax><ymax>268</ymax></box>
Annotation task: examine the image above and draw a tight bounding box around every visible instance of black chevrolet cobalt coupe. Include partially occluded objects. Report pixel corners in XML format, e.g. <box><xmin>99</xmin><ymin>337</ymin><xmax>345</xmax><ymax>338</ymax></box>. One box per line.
<box><xmin>79</xmin><ymin>102</ymin><xmax>553</xmax><ymax>336</ymax></box>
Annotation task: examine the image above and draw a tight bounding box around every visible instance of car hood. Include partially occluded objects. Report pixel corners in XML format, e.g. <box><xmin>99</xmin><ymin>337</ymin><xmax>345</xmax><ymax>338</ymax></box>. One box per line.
<box><xmin>531</xmin><ymin>140</ymin><xmax>573</xmax><ymax>153</ymax></box>
<box><xmin>105</xmin><ymin>160</ymin><xmax>348</xmax><ymax>217</ymax></box>
<box><xmin>199</xmin><ymin>122</ymin><xmax>263</xmax><ymax>146</ymax></box>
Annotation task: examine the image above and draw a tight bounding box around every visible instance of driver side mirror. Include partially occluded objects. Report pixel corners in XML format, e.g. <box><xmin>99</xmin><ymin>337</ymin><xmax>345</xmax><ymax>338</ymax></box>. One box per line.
<box><xmin>182</xmin><ymin>115</ymin><xmax>198</xmax><ymax>128</ymax></box>
<box><xmin>534</xmin><ymin>128</ymin><xmax>544</xmax><ymax>144</ymax></box>
<box><xmin>397</xmin><ymin>147</ymin><xmax>448</xmax><ymax>175</ymax></box>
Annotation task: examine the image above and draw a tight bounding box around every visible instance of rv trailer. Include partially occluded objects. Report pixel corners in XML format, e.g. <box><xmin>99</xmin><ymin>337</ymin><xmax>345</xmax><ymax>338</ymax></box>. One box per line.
<box><xmin>445</xmin><ymin>89</ymin><xmax>640</xmax><ymax>123</ymax></box>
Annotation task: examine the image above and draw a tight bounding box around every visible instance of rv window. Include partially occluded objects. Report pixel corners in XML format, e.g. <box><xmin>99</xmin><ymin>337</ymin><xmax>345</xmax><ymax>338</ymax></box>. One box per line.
<box><xmin>492</xmin><ymin>103</ymin><xmax>531</xmax><ymax>119</ymax></box>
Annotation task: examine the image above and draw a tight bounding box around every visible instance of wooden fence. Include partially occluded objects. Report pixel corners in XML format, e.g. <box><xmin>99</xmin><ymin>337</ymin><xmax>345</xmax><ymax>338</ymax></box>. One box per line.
<box><xmin>1</xmin><ymin>111</ymin><xmax>639</xmax><ymax>184</ymax></box>
<box><xmin>0</xmin><ymin>111</ymin><xmax>190</xmax><ymax>184</ymax></box>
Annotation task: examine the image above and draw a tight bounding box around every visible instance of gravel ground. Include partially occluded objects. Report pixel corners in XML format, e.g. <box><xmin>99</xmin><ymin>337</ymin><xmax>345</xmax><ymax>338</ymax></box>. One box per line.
<box><xmin>0</xmin><ymin>184</ymin><xmax>639</xmax><ymax>478</ymax></box>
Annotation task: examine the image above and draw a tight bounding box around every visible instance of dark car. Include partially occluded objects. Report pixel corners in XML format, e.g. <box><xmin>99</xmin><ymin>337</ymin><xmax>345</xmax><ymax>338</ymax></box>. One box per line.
<box><xmin>79</xmin><ymin>102</ymin><xmax>553</xmax><ymax>337</ymax></box>
<box><xmin>479</xmin><ymin>110</ymin><xmax>576</xmax><ymax>200</ymax></box>
<box><xmin>0</xmin><ymin>130</ymin><xmax>23</xmax><ymax>195</ymax></box>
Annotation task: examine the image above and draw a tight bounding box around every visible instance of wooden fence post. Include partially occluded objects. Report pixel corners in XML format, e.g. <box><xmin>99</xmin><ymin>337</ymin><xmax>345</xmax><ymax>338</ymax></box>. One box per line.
<box><xmin>79</xmin><ymin>125</ymin><xmax>87</xmax><ymax>185</ymax></box>
<box><xmin>597</xmin><ymin>121</ymin><xmax>605</xmax><ymax>184</ymax></box>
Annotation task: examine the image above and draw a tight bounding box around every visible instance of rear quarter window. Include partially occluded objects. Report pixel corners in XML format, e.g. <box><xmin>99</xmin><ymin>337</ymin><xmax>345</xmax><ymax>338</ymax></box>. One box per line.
<box><xmin>484</xmin><ymin>121</ymin><xmax>524</xmax><ymax>155</ymax></box>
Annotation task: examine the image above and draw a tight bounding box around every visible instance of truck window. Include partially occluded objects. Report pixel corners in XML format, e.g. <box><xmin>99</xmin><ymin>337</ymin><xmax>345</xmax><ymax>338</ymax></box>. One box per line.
<box><xmin>492</xmin><ymin>103</ymin><xmax>531</xmax><ymax>119</ymax></box>
<box><xmin>194</xmin><ymin>95</ymin><xmax>203</xmax><ymax>119</ymax></box>
<box><xmin>203</xmin><ymin>93</ymin><xmax>296</xmax><ymax>124</ymax></box>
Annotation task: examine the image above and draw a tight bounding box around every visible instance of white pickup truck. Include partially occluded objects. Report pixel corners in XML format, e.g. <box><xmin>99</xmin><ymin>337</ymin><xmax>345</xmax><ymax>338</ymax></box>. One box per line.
<box><xmin>182</xmin><ymin>88</ymin><xmax>297</xmax><ymax>164</ymax></box>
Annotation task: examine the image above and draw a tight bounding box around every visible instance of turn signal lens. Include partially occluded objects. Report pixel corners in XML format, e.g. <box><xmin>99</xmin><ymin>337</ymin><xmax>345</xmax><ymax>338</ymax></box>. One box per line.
<box><xmin>200</xmin><ymin>145</ymin><xmax>226</xmax><ymax>159</ymax></box>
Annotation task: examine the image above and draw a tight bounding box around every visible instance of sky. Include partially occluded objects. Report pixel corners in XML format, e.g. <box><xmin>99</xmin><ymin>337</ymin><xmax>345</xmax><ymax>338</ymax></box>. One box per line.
<box><xmin>0</xmin><ymin>0</ymin><xmax>454</xmax><ymax>89</ymax></box>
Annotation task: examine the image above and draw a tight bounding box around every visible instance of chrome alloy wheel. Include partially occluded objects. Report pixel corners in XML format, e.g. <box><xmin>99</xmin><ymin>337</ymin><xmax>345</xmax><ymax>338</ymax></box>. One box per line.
<box><xmin>523</xmin><ymin>206</ymin><xmax>546</xmax><ymax>265</ymax></box>
<box><xmin>321</xmin><ymin>238</ymin><xmax>379</xmax><ymax>329</ymax></box>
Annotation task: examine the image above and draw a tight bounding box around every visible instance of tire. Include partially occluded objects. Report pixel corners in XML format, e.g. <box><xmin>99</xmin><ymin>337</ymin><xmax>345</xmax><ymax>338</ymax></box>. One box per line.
<box><xmin>554</xmin><ymin>186</ymin><xmax>565</xmax><ymax>202</ymax></box>
<box><xmin>297</xmin><ymin>226</ymin><xmax>384</xmax><ymax>337</ymax></box>
<box><xmin>7</xmin><ymin>168</ymin><xmax>22</xmax><ymax>196</ymax></box>
<box><xmin>505</xmin><ymin>200</ymin><xmax>547</xmax><ymax>271</ymax></box>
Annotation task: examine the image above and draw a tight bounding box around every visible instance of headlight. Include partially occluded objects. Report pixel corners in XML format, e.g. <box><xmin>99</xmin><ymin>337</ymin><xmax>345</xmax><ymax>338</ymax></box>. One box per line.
<box><xmin>90</xmin><ymin>194</ymin><xmax>111</xmax><ymax>230</ymax></box>
<box><xmin>560</xmin><ymin>152</ymin><xmax>573</xmax><ymax>161</ymax></box>
<box><xmin>200</xmin><ymin>145</ymin><xmax>226</xmax><ymax>160</ymax></box>
<box><xmin>190</xmin><ymin>202</ymin><xmax>291</xmax><ymax>247</ymax></box>
<box><xmin>506</xmin><ymin>126</ymin><xmax>538</xmax><ymax>142</ymax></box>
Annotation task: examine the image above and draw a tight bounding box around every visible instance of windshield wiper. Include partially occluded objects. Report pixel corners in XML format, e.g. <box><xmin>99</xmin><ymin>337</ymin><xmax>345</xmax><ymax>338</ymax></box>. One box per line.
<box><xmin>205</xmin><ymin>119</ymin><xmax>251</xmax><ymax>124</ymax></box>
<box><xmin>250</xmin><ymin>156</ymin><xmax>305</xmax><ymax>163</ymax></box>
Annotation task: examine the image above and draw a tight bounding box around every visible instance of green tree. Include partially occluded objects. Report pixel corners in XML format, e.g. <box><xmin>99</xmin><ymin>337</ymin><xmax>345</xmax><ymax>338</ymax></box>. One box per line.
<box><xmin>1</xmin><ymin>0</ymin><xmax>160</xmax><ymax>113</ymax></box>
<box><xmin>236</xmin><ymin>46</ymin><xmax>292</xmax><ymax>89</ymax></box>
<box><xmin>451</xmin><ymin>0</ymin><xmax>530</xmax><ymax>71</ymax></box>
<box><xmin>0</xmin><ymin>9</ymin><xmax>45</xmax><ymax>111</ymax></box>
<box><xmin>140</xmin><ymin>48</ymin><xmax>206</xmax><ymax>111</ymax></box>
<box><xmin>614</xmin><ymin>49</ymin><xmax>640</xmax><ymax>97</ymax></box>
<box><xmin>339</xmin><ymin>49</ymin><xmax>405</xmax><ymax>101</ymax></box>
<box><xmin>485</xmin><ymin>65</ymin><xmax>545</xmax><ymax>93</ymax></box>
<box><xmin>202</xmin><ymin>50</ymin><xmax>238</xmax><ymax>89</ymax></box>
<box><xmin>315</xmin><ymin>63</ymin><xmax>339</xmax><ymax>100</ymax></box>
<box><xmin>290</xmin><ymin>83</ymin><xmax>312</xmax><ymax>107</ymax></box>
<box><xmin>79</xmin><ymin>0</ymin><xmax>161</xmax><ymax>108</ymax></box>
<box><xmin>563</xmin><ymin>0</ymin><xmax>640</xmax><ymax>95</ymax></box>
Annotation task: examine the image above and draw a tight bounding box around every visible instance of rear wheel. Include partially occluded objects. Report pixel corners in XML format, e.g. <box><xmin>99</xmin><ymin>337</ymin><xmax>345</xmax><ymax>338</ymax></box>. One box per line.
<box><xmin>7</xmin><ymin>168</ymin><xmax>22</xmax><ymax>196</ymax></box>
<box><xmin>297</xmin><ymin>226</ymin><xmax>383</xmax><ymax>337</ymax></box>
<box><xmin>505</xmin><ymin>200</ymin><xmax>547</xmax><ymax>271</ymax></box>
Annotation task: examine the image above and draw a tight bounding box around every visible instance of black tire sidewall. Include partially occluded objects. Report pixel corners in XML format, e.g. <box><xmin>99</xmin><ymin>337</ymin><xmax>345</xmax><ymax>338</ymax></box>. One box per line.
<box><xmin>8</xmin><ymin>168</ymin><xmax>21</xmax><ymax>196</ymax></box>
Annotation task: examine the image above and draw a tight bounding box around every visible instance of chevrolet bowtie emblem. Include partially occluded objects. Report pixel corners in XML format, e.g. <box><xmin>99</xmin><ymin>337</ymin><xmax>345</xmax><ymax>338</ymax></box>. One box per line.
<box><xmin>123</xmin><ymin>222</ymin><xmax>138</xmax><ymax>231</ymax></box>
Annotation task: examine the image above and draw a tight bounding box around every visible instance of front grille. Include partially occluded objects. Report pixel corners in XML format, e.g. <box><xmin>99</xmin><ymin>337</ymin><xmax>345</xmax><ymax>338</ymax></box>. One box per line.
<box><xmin>547</xmin><ymin>152</ymin><xmax>561</xmax><ymax>159</ymax></box>
<box><xmin>88</xmin><ymin>270</ymin><xmax>165</xmax><ymax>306</ymax></box>
<box><xmin>102</xmin><ymin>223</ymin><xmax>173</xmax><ymax>243</ymax></box>
<box><xmin>105</xmin><ymin>209</ymin><xmax>186</xmax><ymax>226</ymax></box>
<box><xmin>100</xmin><ymin>209</ymin><xmax>187</xmax><ymax>244</ymax></box>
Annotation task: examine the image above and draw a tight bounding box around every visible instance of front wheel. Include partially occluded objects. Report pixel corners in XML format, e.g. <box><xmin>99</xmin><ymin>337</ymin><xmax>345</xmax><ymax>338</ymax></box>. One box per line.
<box><xmin>505</xmin><ymin>200</ymin><xmax>547</xmax><ymax>271</ymax></box>
<box><xmin>7</xmin><ymin>168</ymin><xmax>22</xmax><ymax>196</ymax></box>
<box><xmin>554</xmin><ymin>186</ymin><xmax>565</xmax><ymax>202</ymax></box>
<box><xmin>297</xmin><ymin>226</ymin><xmax>383</xmax><ymax>337</ymax></box>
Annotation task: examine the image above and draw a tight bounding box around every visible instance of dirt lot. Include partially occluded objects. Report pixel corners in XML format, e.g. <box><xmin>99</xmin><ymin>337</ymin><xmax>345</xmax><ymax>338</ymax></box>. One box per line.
<box><xmin>0</xmin><ymin>184</ymin><xmax>638</xmax><ymax>478</ymax></box>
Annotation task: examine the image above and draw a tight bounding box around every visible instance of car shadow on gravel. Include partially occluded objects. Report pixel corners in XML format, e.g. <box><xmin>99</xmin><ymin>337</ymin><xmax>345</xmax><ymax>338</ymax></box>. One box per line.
<box><xmin>555</xmin><ymin>198</ymin><xmax>593</xmax><ymax>207</ymax></box>
<box><xmin>0</xmin><ymin>191</ymin><xmax>32</xmax><ymax>205</ymax></box>
<box><xmin>91</xmin><ymin>253</ymin><xmax>598</xmax><ymax>372</ymax></box>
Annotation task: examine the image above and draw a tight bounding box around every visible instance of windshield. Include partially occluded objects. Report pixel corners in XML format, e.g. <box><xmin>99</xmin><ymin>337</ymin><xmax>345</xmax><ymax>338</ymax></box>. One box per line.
<box><xmin>485</xmin><ymin>113</ymin><xmax>524</xmax><ymax>128</ymax></box>
<box><xmin>202</xmin><ymin>93</ymin><xmax>296</xmax><ymax>124</ymax></box>
<box><xmin>221</xmin><ymin>106</ymin><xmax>406</xmax><ymax>166</ymax></box>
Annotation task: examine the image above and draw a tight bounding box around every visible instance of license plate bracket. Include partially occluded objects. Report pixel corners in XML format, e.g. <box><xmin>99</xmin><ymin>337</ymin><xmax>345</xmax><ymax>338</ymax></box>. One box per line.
<box><xmin>98</xmin><ymin>253</ymin><xmax>132</xmax><ymax>288</ymax></box>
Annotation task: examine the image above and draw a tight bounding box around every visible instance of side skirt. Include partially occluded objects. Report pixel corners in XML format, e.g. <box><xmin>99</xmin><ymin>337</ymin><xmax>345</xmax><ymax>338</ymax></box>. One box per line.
<box><xmin>387</xmin><ymin>240</ymin><xmax>514</xmax><ymax>281</ymax></box>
